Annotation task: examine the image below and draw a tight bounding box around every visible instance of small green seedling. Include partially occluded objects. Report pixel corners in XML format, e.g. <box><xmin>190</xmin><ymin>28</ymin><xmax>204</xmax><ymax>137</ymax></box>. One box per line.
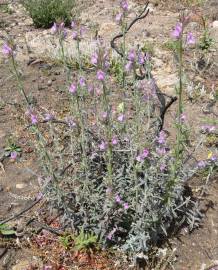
<box><xmin>0</xmin><ymin>224</ymin><xmax>16</xmax><ymax>236</ymax></box>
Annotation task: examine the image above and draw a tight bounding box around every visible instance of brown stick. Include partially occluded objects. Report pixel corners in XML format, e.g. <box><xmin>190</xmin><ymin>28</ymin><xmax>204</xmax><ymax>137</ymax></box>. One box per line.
<box><xmin>0</xmin><ymin>197</ymin><xmax>42</xmax><ymax>226</ymax></box>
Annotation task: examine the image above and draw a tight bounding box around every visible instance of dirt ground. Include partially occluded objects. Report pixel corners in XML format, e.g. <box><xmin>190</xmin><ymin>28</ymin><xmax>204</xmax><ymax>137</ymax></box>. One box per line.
<box><xmin>0</xmin><ymin>0</ymin><xmax>218</xmax><ymax>269</ymax></box>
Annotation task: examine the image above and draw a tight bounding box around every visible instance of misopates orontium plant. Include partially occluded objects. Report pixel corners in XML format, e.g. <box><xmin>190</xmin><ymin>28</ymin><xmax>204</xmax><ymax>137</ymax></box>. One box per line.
<box><xmin>2</xmin><ymin>1</ymin><xmax>217</xmax><ymax>258</ymax></box>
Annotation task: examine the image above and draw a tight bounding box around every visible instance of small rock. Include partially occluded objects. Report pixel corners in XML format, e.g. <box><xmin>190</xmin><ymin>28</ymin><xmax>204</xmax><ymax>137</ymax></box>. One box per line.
<box><xmin>47</xmin><ymin>80</ymin><xmax>52</xmax><ymax>86</ymax></box>
<box><xmin>212</xmin><ymin>21</ymin><xmax>218</xmax><ymax>28</ymax></box>
<box><xmin>16</xmin><ymin>183</ymin><xmax>26</xmax><ymax>189</ymax></box>
<box><xmin>51</xmin><ymin>77</ymin><xmax>56</xmax><ymax>81</ymax></box>
<box><xmin>0</xmin><ymin>185</ymin><xmax>3</xmax><ymax>192</ymax></box>
<box><xmin>12</xmin><ymin>260</ymin><xmax>30</xmax><ymax>270</ymax></box>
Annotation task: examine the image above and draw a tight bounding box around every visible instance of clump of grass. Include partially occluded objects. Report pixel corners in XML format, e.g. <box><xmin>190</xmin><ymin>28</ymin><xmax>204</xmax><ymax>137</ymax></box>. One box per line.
<box><xmin>22</xmin><ymin>0</ymin><xmax>75</xmax><ymax>28</ymax></box>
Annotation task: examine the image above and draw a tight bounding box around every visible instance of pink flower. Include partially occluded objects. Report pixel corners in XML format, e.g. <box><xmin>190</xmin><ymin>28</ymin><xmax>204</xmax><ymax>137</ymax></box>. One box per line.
<box><xmin>71</xmin><ymin>21</ymin><xmax>76</xmax><ymax>29</ymax></box>
<box><xmin>91</xmin><ymin>52</ymin><xmax>98</xmax><ymax>65</ymax></box>
<box><xmin>138</xmin><ymin>52</ymin><xmax>145</xmax><ymax>65</ymax></box>
<box><xmin>128</xmin><ymin>49</ymin><xmax>135</xmax><ymax>62</ymax></box>
<box><xmin>172</xmin><ymin>22</ymin><xmax>183</xmax><ymax>39</ymax></box>
<box><xmin>72</xmin><ymin>31</ymin><xmax>78</xmax><ymax>40</ymax></box>
<box><xmin>186</xmin><ymin>32</ymin><xmax>195</xmax><ymax>45</ymax></box>
<box><xmin>87</xmin><ymin>84</ymin><xmax>94</xmax><ymax>94</ymax></box>
<box><xmin>156</xmin><ymin>147</ymin><xmax>167</xmax><ymax>156</ymax></box>
<box><xmin>106</xmin><ymin>187</ymin><xmax>112</xmax><ymax>194</ymax></box>
<box><xmin>123</xmin><ymin>202</ymin><xmax>129</xmax><ymax>210</ymax></box>
<box><xmin>115</xmin><ymin>194</ymin><xmax>121</xmax><ymax>203</ymax></box>
<box><xmin>51</xmin><ymin>23</ymin><xmax>58</xmax><ymax>34</ymax></box>
<box><xmin>160</xmin><ymin>163</ymin><xmax>166</xmax><ymax>172</ymax></box>
<box><xmin>197</xmin><ymin>160</ymin><xmax>206</xmax><ymax>168</ymax></box>
<box><xmin>136</xmin><ymin>155</ymin><xmax>144</xmax><ymax>162</ymax></box>
<box><xmin>101</xmin><ymin>111</ymin><xmax>108</xmax><ymax>120</ymax></box>
<box><xmin>2</xmin><ymin>43</ymin><xmax>13</xmax><ymax>57</ymax></box>
<box><xmin>141</xmin><ymin>148</ymin><xmax>149</xmax><ymax>158</ymax></box>
<box><xmin>180</xmin><ymin>113</ymin><xmax>187</xmax><ymax>122</ymax></box>
<box><xmin>115</xmin><ymin>13</ymin><xmax>123</xmax><ymax>24</ymax></box>
<box><xmin>79</xmin><ymin>77</ymin><xmax>86</xmax><ymax>87</ymax></box>
<box><xmin>211</xmin><ymin>155</ymin><xmax>217</xmax><ymax>162</ymax></box>
<box><xmin>125</xmin><ymin>61</ymin><xmax>133</xmax><ymax>72</ymax></box>
<box><xmin>80</xmin><ymin>26</ymin><xmax>86</xmax><ymax>38</ymax></box>
<box><xmin>157</xmin><ymin>131</ymin><xmax>166</xmax><ymax>144</ymax></box>
<box><xmin>107</xmin><ymin>227</ymin><xmax>116</xmax><ymax>240</ymax></box>
<box><xmin>10</xmin><ymin>151</ymin><xmax>17</xmax><ymax>160</ymax></box>
<box><xmin>31</xmin><ymin>114</ymin><xmax>38</xmax><ymax>125</ymax></box>
<box><xmin>69</xmin><ymin>83</ymin><xmax>77</xmax><ymax>94</ymax></box>
<box><xmin>44</xmin><ymin>113</ymin><xmax>54</xmax><ymax>121</ymax></box>
<box><xmin>120</xmin><ymin>0</ymin><xmax>128</xmax><ymax>11</ymax></box>
<box><xmin>99</xmin><ymin>141</ymin><xmax>107</xmax><ymax>151</ymax></box>
<box><xmin>117</xmin><ymin>114</ymin><xmax>125</xmax><ymax>122</ymax></box>
<box><xmin>136</xmin><ymin>148</ymin><xmax>149</xmax><ymax>162</ymax></box>
<box><xmin>97</xmin><ymin>70</ymin><xmax>106</xmax><ymax>81</ymax></box>
<box><xmin>112</xmin><ymin>136</ymin><xmax>118</xmax><ymax>145</ymax></box>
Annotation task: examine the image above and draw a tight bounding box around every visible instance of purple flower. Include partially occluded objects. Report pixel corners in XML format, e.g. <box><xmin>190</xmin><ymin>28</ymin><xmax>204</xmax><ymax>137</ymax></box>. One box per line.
<box><xmin>2</xmin><ymin>43</ymin><xmax>13</xmax><ymax>57</ymax></box>
<box><xmin>69</xmin><ymin>83</ymin><xmax>77</xmax><ymax>94</ymax></box>
<box><xmin>51</xmin><ymin>23</ymin><xmax>58</xmax><ymax>34</ymax></box>
<box><xmin>157</xmin><ymin>131</ymin><xmax>166</xmax><ymax>144</ymax></box>
<box><xmin>99</xmin><ymin>141</ymin><xmax>107</xmax><ymax>151</ymax></box>
<box><xmin>107</xmin><ymin>227</ymin><xmax>116</xmax><ymax>240</ymax></box>
<box><xmin>197</xmin><ymin>160</ymin><xmax>206</xmax><ymax>168</ymax></box>
<box><xmin>211</xmin><ymin>155</ymin><xmax>217</xmax><ymax>162</ymax></box>
<box><xmin>123</xmin><ymin>202</ymin><xmax>129</xmax><ymax>210</ymax></box>
<box><xmin>120</xmin><ymin>0</ymin><xmax>128</xmax><ymax>11</ymax></box>
<box><xmin>136</xmin><ymin>155</ymin><xmax>143</xmax><ymax>162</ymax></box>
<box><xmin>201</xmin><ymin>125</ymin><xmax>215</xmax><ymax>133</ymax></box>
<box><xmin>91</xmin><ymin>52</ymin><xmax>98</xmax><ymax>65</ymax></box>
<box><xmin>106</xmin><ymin>187</ymin><xmax>112</xmax><ymax>194</ymax></box>
<box><xmin>97</xmin><ymin>70</ymin><xmax>105</xmax><ymax>81</ymax></box>
<box><xmin>66</xmin><ymin>118</ymin><xmax>76</xmax><ymax>129</ymax></box>
<box><xmin>141</xmin><ymin>148</ymin><xmax>149</xmax><ymax>158</ymax></box>
<box><xmin>79</xmin><ymin>77</ymin><xmax>86</xmax><ymax>87</ymax></box>
<box><xmin>117</xmin><ymin>114</ymin><xmax>125</xmax><ymax>122</ymax></box>
<box><xmin>31</xmin><ymin>114</ymin><xmax>38</xmax><ymax>125</ymax></box>
<box><xmin>115</xmin><ymin>13</ymin><xmax>123</xmax><ymax>24</ymax></box>
<box><xmin>128</xmin><ymin>49</ymin><xmax>135</xmax><ymax>62</ymax></box>
<box><xmin>112</xmin><ymin>136</ymin><xmax>118</xmax><ymax>145</ymax></box>
<box><xmin>138</xmin><ymin>52</ymin><xmax>145</xmax><ymax>65</ymax></box>
<box><xmin>125</xmin><ymin>61</ymin><xmax>133</xmax><ymax>72</ymax></box>
<box><xmin>101</xmin><ymin>111</ymin><xmax>108</xmax><ymax>120</ymax></box>
<box><xmin>43</xmin><ymin>266</ymin><xmax>52</xmax><ymax>270</ymax></box>
<box><xmin>80</xmin><ymin>26</ymin><xmax>86</xmax><ymax>38</ymax></box>
<box><xmin>172</xmin><ymin>22</ymin><xmax>183</xmax><ymax>39</ymax></box>
<box><xmin>136</xmin><ymin>148</ymin><xmax>149</xmax><ymax>162</ymax></box>
<box><xmin>44</xmin><ymin>113</ymin><xmax>54</xmax><ymax>121</ymax></box>
<box><xmin>186</xmin><ymin>32</ymin><xmax>195</xmax><ymax>45</ymax></box>
<box><xmin>72</xmin><ymin>31</ymin><xmax>78</xmax><ymax>40</ymax></box>
<box><xmin>180</xmin><ymin>113</ymin><xmax>187</xmax><ymax>122</ymax></box>
<box><xmin>160</xmin><ymin>163</ymin><xmax>166</xmax><ymax>172</ymax></box>
<box><xmin>156</xmin><ymin>147</ymin><xmax>167</xmax><ymax>156</ymax></box>
<box><xmin>87</xmin><ymin>84</ymin><xmax>94</xmax><ymax>94</ymax></box>
<box><xmin>36</xmin><ymin>192</ymin><xmax>43</xmax><ymax>200</ymax></box>
<box><xmin>115</xmin><ymin>194</ymin><xmax>121</xmax><ymax>203</ymax></box>
<box><xmin>71</xmin><ymin>21</ymin><xmax>76</xmax><ymax>29</ymax></box>
<box><xmin>10</xmin><ymin>151</ymin><xmax>17</xmax><ymax>160</ymax></box>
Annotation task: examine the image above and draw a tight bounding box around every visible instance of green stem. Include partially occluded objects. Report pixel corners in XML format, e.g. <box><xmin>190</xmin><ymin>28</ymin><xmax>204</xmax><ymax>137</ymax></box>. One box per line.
<box><xmin>11</xmin><ymin>55</ymin><xmax>29</xmax><ymax>106</ymax></box>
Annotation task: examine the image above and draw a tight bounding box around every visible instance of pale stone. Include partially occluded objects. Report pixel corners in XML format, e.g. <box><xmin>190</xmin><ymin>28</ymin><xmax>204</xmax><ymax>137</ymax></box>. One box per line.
<box><xmin>12</xmin><ymin>260</ymin><xmax>30</xmax><ymax>270</ymax></box>
<box><xmin>212</xmin><ymin>21</ymin><xmax>218</xmax><ymax>28</ymax></box>
<box><xmin>15</xmin><ymin>183</ymin><xmax>26</xmax><ymax>189</ymax></box>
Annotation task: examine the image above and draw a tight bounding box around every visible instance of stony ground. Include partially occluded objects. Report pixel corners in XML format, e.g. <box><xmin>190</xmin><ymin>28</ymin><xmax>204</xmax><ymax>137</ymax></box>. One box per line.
<box><xmin>0</xmin><ymin>0</ymin><xmax>218</xmax><ymax>269</ymax></box>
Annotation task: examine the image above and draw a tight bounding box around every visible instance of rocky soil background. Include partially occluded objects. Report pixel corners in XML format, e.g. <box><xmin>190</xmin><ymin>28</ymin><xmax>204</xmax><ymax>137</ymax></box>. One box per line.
<box><xmin>0</xmin><ymin>0</ymin><xmax>218</xmax><ymax>269</ymax></box>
